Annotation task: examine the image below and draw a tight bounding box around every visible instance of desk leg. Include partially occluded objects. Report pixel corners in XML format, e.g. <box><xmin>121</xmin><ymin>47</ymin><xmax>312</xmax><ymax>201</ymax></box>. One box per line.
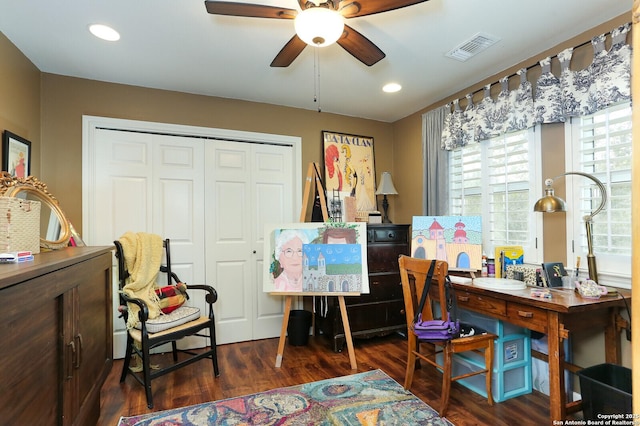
<box><xmin>604</xmin><ymin>307</ymin><xmax>622</xmax><ymax>363</ymax></box>
<box><xmin>548</xmin><ymin>312</ymin><xmax>566</xmax><ymax>422</ymax></box>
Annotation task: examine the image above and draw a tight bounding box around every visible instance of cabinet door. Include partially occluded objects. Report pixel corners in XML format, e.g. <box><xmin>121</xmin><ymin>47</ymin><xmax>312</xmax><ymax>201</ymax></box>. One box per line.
<box><xmin>0</xmin><ymin>274</ymin><xmax>60</xmax><ymax>425</ymax></box>
<box><xmin>61</xmin><ymin>287</ymin><xmax>78</xmax><ymax>425</ymax></box>
<box><xmin>62</xmin><ymin>253</ymin><xmax>113</xmax><ymax>426</ymax></box>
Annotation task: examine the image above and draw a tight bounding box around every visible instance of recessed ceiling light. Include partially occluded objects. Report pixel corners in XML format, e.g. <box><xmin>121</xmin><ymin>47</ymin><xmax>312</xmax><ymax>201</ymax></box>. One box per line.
<box><xmin>383</xmin><ymin>83</ymin><xmax>402</xmax><ymax>93</ymax></box>
<box><xmin>89</xmin><ymin>24</ymin><xmax>120</xmax><ymax>41</ymax></box>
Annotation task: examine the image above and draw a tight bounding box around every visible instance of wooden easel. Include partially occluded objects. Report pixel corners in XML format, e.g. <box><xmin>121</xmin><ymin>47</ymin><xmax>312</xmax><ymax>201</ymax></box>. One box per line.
<box><xmin>299</xmin><ymin>162</ymin><xmax>329</xmax><ymax>222</ymax></box>
<box><xmin>274</xmin><ymin>291</ymin><xmax>357</xmax><ymax>369</ymax></box>
<box><xmin>274</xmin><ymin>162</ymin><xmax>357</xmax><ymax>370</ymax></box>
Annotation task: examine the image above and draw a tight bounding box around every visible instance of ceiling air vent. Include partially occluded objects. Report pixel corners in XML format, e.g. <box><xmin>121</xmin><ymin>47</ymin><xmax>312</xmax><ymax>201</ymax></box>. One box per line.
<box><xmin>445</xmin><ymin>32</ymin><xmax>500</xmax><ymax>62</ymax></box>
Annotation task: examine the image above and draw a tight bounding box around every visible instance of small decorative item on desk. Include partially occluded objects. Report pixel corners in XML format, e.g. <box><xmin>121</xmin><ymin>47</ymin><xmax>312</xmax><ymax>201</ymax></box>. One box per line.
<box><xmin>506</xmin><ymin>264</ymin><xmax>539</xmax><ymax>287</ymax></box>
<box><xmin>530</xmin><ymin>288</ymin><xmax>552</xmax><ymax>299</ymax></box>
<box><xmin>541</xmin><ymin>262</ymin><xmax>567</xmax><ymax>288</ymax></box>
<box><xmin>575</xmin><ymin>279</ymin><xmax>608</xmax><ymax>299</ymax></box>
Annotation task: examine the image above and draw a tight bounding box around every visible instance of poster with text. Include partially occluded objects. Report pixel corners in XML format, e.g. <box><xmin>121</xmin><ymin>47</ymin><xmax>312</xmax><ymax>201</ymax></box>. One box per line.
<box><xmin>322</xmin><ymin>131</ymin><xmax>377</xmax><ymax>215</ymax></box>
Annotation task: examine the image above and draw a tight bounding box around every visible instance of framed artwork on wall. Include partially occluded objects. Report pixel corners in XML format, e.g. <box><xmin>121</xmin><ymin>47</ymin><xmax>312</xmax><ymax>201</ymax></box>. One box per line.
<box><xmin>322</xmin><ymin>131</ymin><xmax>377</xmax><ymax>215</ymax></box>
<box><xmin>2</xmin><ymin>131</ymin><xmax>31</xmax><ymax>178</ymax></box>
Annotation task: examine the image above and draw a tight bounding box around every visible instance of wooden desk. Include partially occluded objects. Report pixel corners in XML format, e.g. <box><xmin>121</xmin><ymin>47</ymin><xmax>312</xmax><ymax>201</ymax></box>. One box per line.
<box><xmin>442</xmin><ymin>283</ymin><xmax>630</xmax><ymax>422</ymax></box>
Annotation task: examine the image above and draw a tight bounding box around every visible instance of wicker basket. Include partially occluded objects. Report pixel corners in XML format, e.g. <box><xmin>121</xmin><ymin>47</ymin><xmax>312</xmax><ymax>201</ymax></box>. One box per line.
<box><xmin>0</xmin><ymin>197</ymin><xmax>41</xmax><ymax>254</ymax></box>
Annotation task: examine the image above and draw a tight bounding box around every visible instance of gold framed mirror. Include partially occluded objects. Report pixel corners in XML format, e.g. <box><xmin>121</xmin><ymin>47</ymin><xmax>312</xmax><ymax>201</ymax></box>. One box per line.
<box><xmin>0</xmin><ymin>172</ymin><xmax>71</xmax><ymax>250</ymax></box>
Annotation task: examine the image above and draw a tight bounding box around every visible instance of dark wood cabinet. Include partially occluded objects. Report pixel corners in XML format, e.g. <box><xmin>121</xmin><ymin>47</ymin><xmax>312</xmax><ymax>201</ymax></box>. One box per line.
<box><xmin>0</xmin><ymin>247</ymin><xmax>113</xmax><ymax>426</ymax></box>
<box><xmin>315</xmin><ymin>224</ymin><xmax>410</xmax><ymax>352</ymax></box>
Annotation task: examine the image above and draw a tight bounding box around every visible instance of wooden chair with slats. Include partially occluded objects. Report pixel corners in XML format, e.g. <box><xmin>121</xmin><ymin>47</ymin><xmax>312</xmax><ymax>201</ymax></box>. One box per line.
<box><xmin>398</xmin><ymin>255</ymin><xmax>497</xmax><ymax>417</ymax></box>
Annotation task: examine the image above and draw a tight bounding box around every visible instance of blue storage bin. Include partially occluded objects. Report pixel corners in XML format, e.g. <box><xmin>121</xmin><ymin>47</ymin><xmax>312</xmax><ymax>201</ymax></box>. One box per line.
<box><xmin>434</xmin><ymin>306</ymin><xmax>533</xmax><ymax>402</ymax></box>
<box><xmin>438</xmin><ymin>351</ymin><xmax>532</xmax><ymax>402</ymax></box>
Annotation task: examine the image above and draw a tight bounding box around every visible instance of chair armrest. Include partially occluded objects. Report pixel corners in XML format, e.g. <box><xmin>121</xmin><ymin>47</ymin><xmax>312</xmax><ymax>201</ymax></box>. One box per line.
<box><xmin>170</xmin><ymin>270</ymin><xmax>218</xmax><ymax>305</ymax></box>
<box><xmin>120</xmin><ymin>292</ymin><xmax>151</xmax><ymax>322</ymax></box>
<box><xmin>185</xmin><ymin>284</ymin><xmax>218</xmax><ymax>305</ymax></box>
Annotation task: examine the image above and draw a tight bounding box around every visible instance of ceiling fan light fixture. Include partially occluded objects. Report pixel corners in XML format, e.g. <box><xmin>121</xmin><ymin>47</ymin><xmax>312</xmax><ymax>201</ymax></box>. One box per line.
<box><xmin>294</xmin><ymin>7</ymin><xmax>344</xmax><ymax>47</ymax></box>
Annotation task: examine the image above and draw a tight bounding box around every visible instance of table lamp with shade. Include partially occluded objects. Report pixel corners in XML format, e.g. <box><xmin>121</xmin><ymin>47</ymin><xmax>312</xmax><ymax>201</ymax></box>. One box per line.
<box><xmin>375</xmin><ymin>172</ymin><xmax>398</xmax><ymax>223</ymax></box>
<box><xmin>533</xmin><ymin>171</ymin><xmax>607</xmax><ymax>283</ymax></box>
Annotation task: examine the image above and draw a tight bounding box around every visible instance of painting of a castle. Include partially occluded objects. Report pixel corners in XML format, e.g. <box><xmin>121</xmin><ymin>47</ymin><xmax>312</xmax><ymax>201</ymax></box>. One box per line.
<box><xmin>302</xmin><ymin>243</ymin><xmax>363</xmax><ymax>292</ymax></box>
<box><xmin>411</xmin><ymin>216</ymin><xmax>483</xmax><ymax>271</ymax></box>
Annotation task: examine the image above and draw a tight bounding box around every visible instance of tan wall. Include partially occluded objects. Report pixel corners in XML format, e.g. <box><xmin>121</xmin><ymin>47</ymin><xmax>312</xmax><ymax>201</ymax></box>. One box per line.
<box><xmin>39</xmin><ymin>74</ymin><xmax>395</xmax><ymax>230</ymax></box>
<box><xmin>0</xmin><ymin>33</ymin><xmax>41</xmax><ymax>175</ymax></box>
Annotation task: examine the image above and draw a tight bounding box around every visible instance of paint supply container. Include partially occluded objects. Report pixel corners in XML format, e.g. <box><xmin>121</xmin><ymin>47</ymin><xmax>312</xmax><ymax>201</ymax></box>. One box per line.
<box><xmin>487</xmin><ymin>258</ymin><xmax>495</xmax><ymax>277</ymax></box>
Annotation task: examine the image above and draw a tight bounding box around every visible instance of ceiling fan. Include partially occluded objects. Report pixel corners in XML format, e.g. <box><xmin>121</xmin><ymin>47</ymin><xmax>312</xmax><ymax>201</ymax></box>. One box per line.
<box><xmin>204</xmin><ymin>0</ymin><xmax>429</xmax><ymax>67</ymax></box>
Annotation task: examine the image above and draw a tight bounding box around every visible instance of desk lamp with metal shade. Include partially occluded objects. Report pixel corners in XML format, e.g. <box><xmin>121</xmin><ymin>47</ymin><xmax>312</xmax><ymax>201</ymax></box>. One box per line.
<box><xmin>375</xmin><ymin>172</ymin><xmax>398</xmax><ymax>223</ymax></box>
<box><xmin>533</xmin><ymin>171</ymin><xmax>607</xmax><ymax>283</ymax></box>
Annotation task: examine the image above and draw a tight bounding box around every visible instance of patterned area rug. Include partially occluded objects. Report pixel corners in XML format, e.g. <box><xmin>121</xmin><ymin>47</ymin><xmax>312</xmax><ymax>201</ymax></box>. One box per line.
<box><xmin>118</xmin><ymin>369</ymin><xmax>453</xmax><ymax>425</ymax></box>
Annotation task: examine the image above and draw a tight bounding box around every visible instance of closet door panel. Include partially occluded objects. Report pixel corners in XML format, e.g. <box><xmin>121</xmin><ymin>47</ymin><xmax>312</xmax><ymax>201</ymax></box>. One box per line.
<box><xmin>153</xmin><ymin>135</ymin><xmax>206</xmax><ymax>348</ymax></box>
<box><xmin>251</xmin><ymin>144</ymin><xmax>293</xmax><ymax>340</ymax></box>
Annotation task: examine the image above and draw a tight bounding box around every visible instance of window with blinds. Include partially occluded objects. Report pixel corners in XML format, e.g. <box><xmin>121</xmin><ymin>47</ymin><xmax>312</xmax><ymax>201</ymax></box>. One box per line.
<box><xmin>567</xmin><ymin>102</ymin><xmax>632</xmax><ymax>287</ymax></box>
<box><xmin>448</xmin><ymin>128</ymin><xmax>542</xmax><ymax>264</ymax></box>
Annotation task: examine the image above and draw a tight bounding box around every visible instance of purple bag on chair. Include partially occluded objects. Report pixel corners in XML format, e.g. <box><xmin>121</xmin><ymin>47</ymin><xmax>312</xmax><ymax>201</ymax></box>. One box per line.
<box><xmin>411</xmin><ymin>260</ymin><xmax>461</xmax><ymax>341</ymax></box>
<box><xmin>413</xmin><ymin>314</ymin><xmax>460</xmax><ymax>341</ymax></box>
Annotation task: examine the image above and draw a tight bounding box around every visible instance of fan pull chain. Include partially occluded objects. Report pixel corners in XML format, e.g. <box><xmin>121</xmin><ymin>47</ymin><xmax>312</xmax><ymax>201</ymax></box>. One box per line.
<box><xmin>314</xmin><ymin>46</ymin><xmax>321</xmax><ymax>113</ymax></box>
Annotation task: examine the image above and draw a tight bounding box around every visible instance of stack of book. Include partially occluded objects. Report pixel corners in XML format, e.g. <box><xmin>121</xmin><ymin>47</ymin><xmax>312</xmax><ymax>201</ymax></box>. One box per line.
<box><xmin>0</xmin><ymin>250</ymin><xmax>34</xmax><ymax>263</ymax></box>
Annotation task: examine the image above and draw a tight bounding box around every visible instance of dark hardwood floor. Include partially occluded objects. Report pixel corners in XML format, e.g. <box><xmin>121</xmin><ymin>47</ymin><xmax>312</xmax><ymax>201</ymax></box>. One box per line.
<box><xmin>99</xmin><ymin>334</ymin><xmax>557</xmax><ymax>425</ymax></box>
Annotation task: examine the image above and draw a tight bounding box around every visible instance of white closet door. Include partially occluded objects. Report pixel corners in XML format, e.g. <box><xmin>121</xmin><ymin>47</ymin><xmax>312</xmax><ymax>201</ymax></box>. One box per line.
<box><xmin>205</xmin><ymin>140</ymin><xmax>294</xmax><ymax>344</ymax></box>
<box><xmin>83</xmin><ymin>117</ymin><xmax>301</xmax><ymax>353</ymax></box>
<box><xmin>91</xmin><ymin>129</ymin><xmax>206</xmax><ymax>355</ymax></box>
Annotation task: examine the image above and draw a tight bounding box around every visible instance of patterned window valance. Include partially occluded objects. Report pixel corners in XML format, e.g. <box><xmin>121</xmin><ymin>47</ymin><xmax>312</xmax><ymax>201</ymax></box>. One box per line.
<box><xmin>441</xmin><ymin>23</ymin><xmax>631</xmax><ymax>151</ymax></box>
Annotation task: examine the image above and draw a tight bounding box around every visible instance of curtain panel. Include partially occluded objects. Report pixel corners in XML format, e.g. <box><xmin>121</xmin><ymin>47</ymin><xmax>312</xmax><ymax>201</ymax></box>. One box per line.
<box><xmin>440</xmin><ymin>23</ymin><xmax>631</xmax><ymax>151</ymax></box>
<box><xmin>422</xmin><ymin>106</ymin><xmax>448</xmax><ymax>215</ymax></box>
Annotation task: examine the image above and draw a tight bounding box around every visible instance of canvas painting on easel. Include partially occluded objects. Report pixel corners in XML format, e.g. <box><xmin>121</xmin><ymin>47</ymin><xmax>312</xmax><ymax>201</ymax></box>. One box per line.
<box><xmin>263</xmin><ymin>222</ymin><xmax>369</xmax><ymax>294</ymax></box>
<box><xmin>411</xmin><ymin>216</ymin><xmax>483</xmax><ymax>271</ymax></box>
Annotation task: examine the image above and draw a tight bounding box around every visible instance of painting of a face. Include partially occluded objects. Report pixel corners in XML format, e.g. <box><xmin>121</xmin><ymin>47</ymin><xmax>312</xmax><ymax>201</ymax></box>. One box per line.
<box><xmin>279</xmin><ymin>236</ymin><xmax>303</xmax><ymax>277</ymax></box>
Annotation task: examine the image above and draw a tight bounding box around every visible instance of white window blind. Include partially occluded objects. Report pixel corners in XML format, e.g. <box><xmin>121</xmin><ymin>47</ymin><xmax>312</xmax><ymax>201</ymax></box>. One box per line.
<box><xmin>566</xmin><ymin>102</ymin><xmax>632</xmax><ymax>288</ymax></box>
<box><xmin>449</xmin><ymin>129</ymin><xmax>542</xmax><ymax>264</ymax></box>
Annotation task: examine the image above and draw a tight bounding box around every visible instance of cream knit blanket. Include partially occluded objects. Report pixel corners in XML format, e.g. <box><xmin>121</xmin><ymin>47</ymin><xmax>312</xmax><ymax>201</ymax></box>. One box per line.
<box><xmin>119</xmin><ymin>232</ymin><xmax>164</xmax><ymax>329</ymax></box>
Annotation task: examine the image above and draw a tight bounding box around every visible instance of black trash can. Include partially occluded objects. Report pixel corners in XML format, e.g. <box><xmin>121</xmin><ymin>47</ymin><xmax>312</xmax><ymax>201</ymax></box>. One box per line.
<box><xmin>287</xmin><ymin>310</ymin><xmax>312</xmax><ymax>346</ymax></box>
<box><xmin>577</xmin><ymin>363</ymin><xmax>632</xmax><ymax>420</ymax></box>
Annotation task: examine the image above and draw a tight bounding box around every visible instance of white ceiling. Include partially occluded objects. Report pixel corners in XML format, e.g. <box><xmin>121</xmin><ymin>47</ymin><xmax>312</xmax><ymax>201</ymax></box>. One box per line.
<box><xmin>0</xmin><ymin>0</ymin><xmax>630</xmax><ymax>122</ymax></box>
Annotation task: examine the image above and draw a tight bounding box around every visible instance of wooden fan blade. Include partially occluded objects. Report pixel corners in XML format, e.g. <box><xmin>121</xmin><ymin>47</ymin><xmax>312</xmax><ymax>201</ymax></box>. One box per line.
<box><xmin>339</xmin><ymin>0</ymin><xmax>429</xmax><ymax>18</ymax></box>
<box><xmin>205</xmin><ymin>1</ymin><xmax>297</xmax><ymax>19</ymax></box>
<box><xmin>271</xmin><ymin>35</ymin><xmax>307</xmax><ymax>67</ymax></box>
<box><xmin>337</xmin><ymin>24</ymin><xmax>385</xmax><ymax>66</ymax></box>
